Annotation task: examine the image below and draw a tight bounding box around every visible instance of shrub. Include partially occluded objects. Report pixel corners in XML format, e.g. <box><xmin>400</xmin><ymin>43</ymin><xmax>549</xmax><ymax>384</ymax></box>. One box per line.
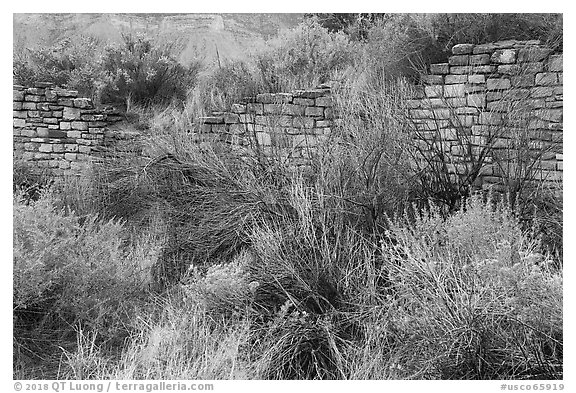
<box><xmin>320</xmin><ymin>76</ymin><xmax>417</xmax><ymax>231</ymax></box>
<box><xmin>255</xmin><ymin>18</ymin><xmax>357</xmax><ymax>92</ymax></box>
<box><xmin>382</xmin><ymin>195</ymin><xmax>562</xmax><ymax>379</ymax></box>
<box><xmin>196</xmin><ymin>60</ymin><xmax>261</xmax><ymax>113</ymax></box>
<box><xmin>13</xmin><ymin>36</ymin><xmax>102</xmax><ymax>97</ymax></box>
<box><xmin>13</xmin><ymin>188</ymin><xmax>154</xmax><ymax>358</ymax></box>
<box><xmin>99</xmin><ymin>34</ymin><xmax>202</xmax><ymax>106</ymax></box>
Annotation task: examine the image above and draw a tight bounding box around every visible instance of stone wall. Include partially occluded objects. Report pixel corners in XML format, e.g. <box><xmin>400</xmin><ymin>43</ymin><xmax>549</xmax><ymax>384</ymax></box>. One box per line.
<box><xmin>195</xmin><ymin>85</ymin><xmax>334</xmax><ymax>168</ymax></box>
<box><xmin>13</xmin><ymin>83</ymin><xmax>125</xmax><ymax>176</ymax></box>
<box><xmin>407</xmin><ymin>40</ymin><xmax>563</xmax><ymax>189</ymax></box>
<box><xmin>13</xmin><ymin>40</ymin><xmax>563</xmax><ymax>189</ymax></box>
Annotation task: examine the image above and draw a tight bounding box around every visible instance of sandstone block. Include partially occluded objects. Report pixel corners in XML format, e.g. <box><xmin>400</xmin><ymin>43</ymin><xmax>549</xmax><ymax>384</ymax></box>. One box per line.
<box><xmin>433</xmin><ymin>109</ymin><xmax>451</xmax><ymax>119</ymax></box>
<box><xmin>45</xmin><ymin>89</ymin><xmax>58</xmax><ymax>101</ymax></box>
<box><xmin>425</xmin><ymin>85</ymin><xmax>443</xmax><ymax>98</ymax></box>
<box><xmin>63</xmin><ymin>107</ymin><xmax>81</xmax><ymax>120</ymax></box>
<box><xmin>224</xmin><ymin>113</ymin><xmax>240</xmax><ymax>124</ymax></box>
<box><xmin>487</xmin><ymin>78</ymin><xmax>511</xmax><ymax>90</ymax></box>
<box><xmin>521</xmin><ymin>62</ymin><xmax>544</xmax><ymax>73</ymax></box>
<box><xmin>421</xmin><ymin>74</ymin><xmax>444</xmax><ymax>84</ymax></box>
<box><xmin>73</xmin><ymin>98</ymin><xmax>93</xmax><ymax>109</ymax></box>
<box><xmin>293</xmin><ymin>89</ymin><xmax>327</xmax><ymax>99</ymax></box>
<box><xmin>445</xmin><ymin>75</ymin><xmax>467</xmax><ymax>84</ymax></box>
<box><xmin>48</xmin><ymin>130</ymin><xmax>67</xmax><ymax>138</ymax></box>
<box><xmin>316</xmin><ymin>120</ymin><xmax>332</xmax><ymax>127</ymax></box>
<box><xmin>448</xmin><ymin>55</ymin><xmax>469</xmax><ymax>66</ymax></box>
<box><xmin>293</xmin><ymin>98</ymin><xmax>315</xmax><ymax>106</ymax></box>
<box><xmin>256</xmin><ymin>132</ymin><xmax>271</xmax><ymax>146</ymax></box>
<box><xmin>548</xmin><ymin>55</ymin><xmax>563</xmax><ymax>72</ymax></box>
<box><xmin>469</xmin><ymin>54</ymin><xmax>490</xmax><ymax>65</ymax></box>
<box><xmin>450</xmin><ymin>66</ymin><xmax>473</xmax><ymax>74</ymax></box>
<box><xmin>37</xmin><ymin>128</ymin><xmax>50</xmax><ymax>137</ymax></box>
<box><xmin>39</xmin><ymin>144</ymin><xmax>53</xmax><ymax>153</ymax></box>
<box><xmin>13</xmin><ymin>90</ymin><xmax>24</xmax><ymax>101</ymax></box>
<box><xmin>467</xmin><ymin>94</ymin><xmax>486</xmax><ymax>108</ymax></box>
<box><xmin>58</xmin><ymin>98</ymin><xmax>73</xmax><ymax>106</ymax></box>
<box><xmin>472</xmin><ymin>65</ymin><xmax>496</xmax><ymax>73</ymax></box>
<box><xmin>25</xmin><ymin>95</ymin><xmax>42</xmax><ymax>102</ymax></box>
<box><xmin>498</xmin><ymin>65</ymin><xmax>521</xmax><ymax>75</ymax></box>
<box><xmin>479</xmin><ymin>112</ymin><xmax>503</xmax><ymax>125</ymax></box>
<box><xmin>491</xmin><ymin>49</ymin><xmax>516</xmax><ymax>64</ymax></box>
<box><xmin>305</xmin><ymin>107</ymin><xmax>324</xmax><ymax>117</ymax></box>
<box><xmin>22</xmin><ymin>102</ymin><xmax>37</xmax><ymax>110</ymax></box>
<box><xmin>444</xmin><ymin>84</ymin><xmax>465</xmax><ymax>98</ymax></box>
<box><xmin>535</xmin><ymin>72</ymin><xmax>558</xmax><ymax>86</ymax></box>
<box><xmin>535</xmin><ymin>109</ymin><xmax>562</xmax><ymax>123</ymax></box>
<box><xmin>88</xmin><ymin>121</ymin><xmax>107</xmax><ymax>127</ymax></box>
<box><xmin>71</xmin><ymin>121</ymin><xmax>88</xmax><ymax>131</ymax></box>
<box><xmin>452</xmin><ymin>43</ymin><xmax>475</xmax><ymax>54</ymax></box>
<box><xmin>67</xmin><ymin>131</ymin><xmax>82</xmax><ymax>138</ymax></box>
<box><xmin>231</xmin><ymin>104</ymin><xmax>246</xmax><ymax>114</ymax></box>
<box><xmin>21</xmin><ymin>129</ymin><xmax>36</xmax><ymax>137</ymax></box>
<box><xmin>511</xmin><ymin>75</ymin><xmax>534</xmax><ymax>87</ymax></box>
<box><xmin>429</xmin><ymin>63</ymin><xmax>449</xmax><ymax>74</ymax></box>
<box><xmin>467</xmin><ymin>75</ymin><xmax>486</xmax><ymax>84</ymax></box>
<box><xmin>13</xmin><ymin>110</ymin><xmax>27</xmax><ymax>119</ymax></box>
<box><xmin>531</xmin><ymin>87</ymin><xmax>554</xmax><ymax>98</ymax></box>
<box><xmin>473</xmin><ymin>43</ymin><xmax>497</xmax><ymax>54</ymax></box>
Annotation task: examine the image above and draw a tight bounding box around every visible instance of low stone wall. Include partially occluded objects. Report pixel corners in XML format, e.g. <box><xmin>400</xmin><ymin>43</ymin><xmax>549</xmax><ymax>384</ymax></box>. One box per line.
<box><xmin>13</xmin><ymin>40</ymin><xmax>563</xmax><ymax>190</ymax></box>
<box><xmin>194</xmin><ymin>40</ymin><xmax>562</xmax><ymax>190</ymax></box>
<box><xmin>13</xmin><ymin>83</ymin><xmax>125</xmax><ymax>176</ymax></box>
<box><xmin>195</xmin><ymin>86</ymin><xmax>334</xmax><ymax>167</ymax></box>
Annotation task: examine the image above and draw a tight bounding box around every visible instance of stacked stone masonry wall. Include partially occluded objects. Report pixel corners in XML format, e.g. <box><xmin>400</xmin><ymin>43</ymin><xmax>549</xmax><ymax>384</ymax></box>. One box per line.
<box><xmin>196</xmin><ymin>40</ymin><xmax>562</xmax><ymax>189</ymax></box>
<box><xmin>13</xmin><ymin>82</ymin><xmax>124</xmax><ymax>175</ymax></box>
<box><xmin>407</xmin><ymin>40</ymin><xmax>563</xmax><ymax>188</ymax></box>
<box><xmin>196</xmin><ymin>86</ymin><xmax>334</xmax><ymax>168</ymax></box>
<box><xmin>13</xmin><ymin>40</ymin><xmax>562</xmax><ymax>188</ymax></box>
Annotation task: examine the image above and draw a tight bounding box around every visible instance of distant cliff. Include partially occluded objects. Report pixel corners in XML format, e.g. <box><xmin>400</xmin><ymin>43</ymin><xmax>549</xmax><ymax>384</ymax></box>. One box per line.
<box><xmin>13</xmin><ymin>13</ymin><xmax>304</xmax><ymax>68</ymax></box>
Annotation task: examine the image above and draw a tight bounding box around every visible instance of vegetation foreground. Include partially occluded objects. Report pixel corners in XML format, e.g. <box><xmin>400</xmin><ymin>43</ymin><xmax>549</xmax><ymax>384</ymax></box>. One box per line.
<box><xmin>13</xmin><ymin>14</ymin><xmax>562</xmax><ymax>380</ymax></box>
<box><xmin>13</xmin><ymin>144</ymin><xmax>563</xmax><ymax>379</ymax></box>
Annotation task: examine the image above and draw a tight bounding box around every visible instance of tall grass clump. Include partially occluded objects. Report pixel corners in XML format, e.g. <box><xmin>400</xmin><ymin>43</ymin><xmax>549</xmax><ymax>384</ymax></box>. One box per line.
<box><xmin>319</xmin><ymin>75</ymin><xmax>417</xmax><ymax>232</ymax></box>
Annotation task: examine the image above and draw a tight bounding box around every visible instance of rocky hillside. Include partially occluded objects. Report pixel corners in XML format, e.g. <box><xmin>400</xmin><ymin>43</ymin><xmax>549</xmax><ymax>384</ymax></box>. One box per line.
<box><xmin>13</xmin><ymin>13</ymin><xmax>304</xmax><ymax>67</ymax></box>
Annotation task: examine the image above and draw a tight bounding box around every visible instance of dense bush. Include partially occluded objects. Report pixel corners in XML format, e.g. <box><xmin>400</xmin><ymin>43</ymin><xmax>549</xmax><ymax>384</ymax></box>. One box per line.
<box><xmin>383</xmin><ymin>196</ymin><xmax>562</xmax><ymax>379</ymax></box>
<box><xmin>195</xmin><ymin>60</ymin><xmax>262</xmax><ymax>113</ymax></box>
<box><xmin>13</xmin><ymin>34</ymin><xmax>202</xmax><ymax>106</ymax></box>
<box><xmin>99</xmin><ymin>34</ymin><xmax>202</xmax><ymax>106</ymax></box>
<box><xmin>13</xmin><ymin>187</ymin><xmax>160</xmax><ymax>377</ymax></box>
<box><xmin>13</xmin><ymin>36</ymin><xmax>102</xmax><ymax>97</ymax></box>
<box><xmin>255</xmin><ymin>18</ymin><xmax>357</xmax><ymax>92</ymax></box>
